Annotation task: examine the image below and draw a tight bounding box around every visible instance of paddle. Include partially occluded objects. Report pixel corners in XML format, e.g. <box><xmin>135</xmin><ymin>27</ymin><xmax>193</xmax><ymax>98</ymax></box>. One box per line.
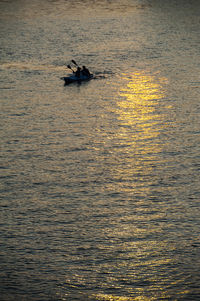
<box><xmin>71</xmin><ymin>59</ymin><xmax>79</xmax><ymax>67</ymax></box>
<box><xmin>67</xmin><ymin>64</ymin><xmax>75</xmax><ymax>72</ymax></box>
<box><xmin>60</xmin><ymin>63</ymin><xmax>75</xmax><ymax>80</ymax></box>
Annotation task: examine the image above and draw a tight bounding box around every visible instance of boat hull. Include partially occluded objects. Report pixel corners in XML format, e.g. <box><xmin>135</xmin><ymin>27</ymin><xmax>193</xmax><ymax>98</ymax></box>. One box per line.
<box><xmin>62</xmin><ymin>74</ymin><xmax>93</xmax><ymax>85</ymax></box>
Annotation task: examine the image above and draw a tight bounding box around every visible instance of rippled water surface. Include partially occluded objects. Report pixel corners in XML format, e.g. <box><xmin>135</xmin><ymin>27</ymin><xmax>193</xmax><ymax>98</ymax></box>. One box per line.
<box><xmin>0</xmin><ymin>0</ymin><xmax>200</xmax><ymax>300</ymax></box>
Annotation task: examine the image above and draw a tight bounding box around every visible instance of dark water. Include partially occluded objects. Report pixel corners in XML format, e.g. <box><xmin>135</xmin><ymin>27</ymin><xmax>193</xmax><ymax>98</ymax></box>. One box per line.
<box><xmin>0</xmin><ymin>1</ymin><xmax>200</xmax><ymax>300</ymax></box>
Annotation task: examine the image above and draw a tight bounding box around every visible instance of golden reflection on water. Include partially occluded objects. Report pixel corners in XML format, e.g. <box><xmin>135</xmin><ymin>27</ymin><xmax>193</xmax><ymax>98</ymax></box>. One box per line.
<box><xmin>104</xmin><ymin>71</ymin><xmax>167</xmax><ymax>194</ymax></box>
<box><xmin>117</xmin><ymin>71</ymin><xmax>166</xmax><ymax>141</ymax></box>
<box><xmin>92</xmin><ymin>292</ymin><xmax>171</xmax><ymax>301</ymax></box>
<box><xmin>92</xmin><ymin>293</ymin><xmax>140</xmax><ymax>300</ymax></box>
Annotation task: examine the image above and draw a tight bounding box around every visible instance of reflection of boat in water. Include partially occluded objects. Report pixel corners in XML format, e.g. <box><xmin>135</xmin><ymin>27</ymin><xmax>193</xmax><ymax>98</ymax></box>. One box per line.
<box><xmin>61</xmin><ymin>73</ymin><xmax>94</xmax><ymax>85</ymax></box>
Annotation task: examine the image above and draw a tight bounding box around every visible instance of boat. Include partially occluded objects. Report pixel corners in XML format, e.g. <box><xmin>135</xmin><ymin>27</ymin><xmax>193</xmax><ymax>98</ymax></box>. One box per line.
<box><xmin>62</xmin><ymin>73</ymin><xmax>93</xmax><ymax>85</ymax></box>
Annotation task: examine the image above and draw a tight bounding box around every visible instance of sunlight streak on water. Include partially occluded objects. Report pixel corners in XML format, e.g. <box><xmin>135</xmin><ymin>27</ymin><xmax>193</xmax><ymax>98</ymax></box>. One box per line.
<box><xmin>100</xmin><ymin>71</ymin><xmax>170</xmax><ymax>196</ymax></box>
<box><xmin>118</xmin><ymin>71</ymin><xmax>166</xmax><ymax>140</ymax></box>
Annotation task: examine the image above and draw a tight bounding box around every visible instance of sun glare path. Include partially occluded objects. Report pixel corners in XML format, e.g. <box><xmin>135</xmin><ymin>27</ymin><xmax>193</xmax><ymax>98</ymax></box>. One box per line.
<box><xmin>103</xmin><ymin>71</ymin><xmax>167</xmax><ymax>194</ymax></box>
<box><xmin>118</xmin><ymin>72</ymin><xmax>166</xmax><ymax>140</ymax></box>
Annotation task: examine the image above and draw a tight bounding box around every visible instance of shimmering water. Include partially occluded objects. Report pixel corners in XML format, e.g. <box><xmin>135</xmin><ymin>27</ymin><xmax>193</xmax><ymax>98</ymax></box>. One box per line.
<box><xmin>0</xmin><ymin>0</ymin><xmax>200</xmax><ymax>300</ymax></box>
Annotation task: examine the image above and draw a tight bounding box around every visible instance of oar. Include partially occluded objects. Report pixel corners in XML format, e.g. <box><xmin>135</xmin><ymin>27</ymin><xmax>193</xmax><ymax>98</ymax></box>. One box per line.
<box><xmin>67</xmin><ymin>64</ymin><xmax>75</xmax><ymax>73</ymax></box>
<box><xmin>71</xmin><ymin>60</ymin><xmax>79</xmax><ymax>67</ymax></box>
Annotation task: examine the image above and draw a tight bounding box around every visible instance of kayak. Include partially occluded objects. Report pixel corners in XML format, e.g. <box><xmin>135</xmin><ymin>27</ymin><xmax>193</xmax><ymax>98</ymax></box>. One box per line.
<box><xmin>62</xmin><ymin>74</ymin><xmax>93</xmax><ymax>85</ymax></box>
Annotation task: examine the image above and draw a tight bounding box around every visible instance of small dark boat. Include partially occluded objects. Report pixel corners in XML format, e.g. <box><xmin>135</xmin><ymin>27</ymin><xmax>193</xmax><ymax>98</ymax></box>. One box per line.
<box><xmin>62</xmin><ymin>74</ymin><xmax>93</xmax><ymax>85</ymax></box>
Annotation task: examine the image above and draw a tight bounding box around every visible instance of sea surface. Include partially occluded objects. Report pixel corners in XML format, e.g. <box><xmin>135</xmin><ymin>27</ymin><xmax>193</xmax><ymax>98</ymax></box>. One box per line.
<box><xmin>0</xmin><ymin>0</ymin><xmax>200</xmax><ymax>300</ymax></box>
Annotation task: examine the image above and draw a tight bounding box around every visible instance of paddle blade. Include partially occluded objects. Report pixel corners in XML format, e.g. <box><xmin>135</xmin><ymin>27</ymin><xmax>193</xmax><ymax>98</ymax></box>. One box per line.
<box><xmin>72</xmin><ymin>60</ymin><xmax>78</xmax><ymax>66</ymax></box>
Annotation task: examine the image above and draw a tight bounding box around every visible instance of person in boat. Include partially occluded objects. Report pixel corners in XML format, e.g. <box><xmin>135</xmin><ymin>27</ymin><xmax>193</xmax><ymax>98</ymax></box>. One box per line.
<box><xmin>75</xmin><ymin>67</ymin><xmax>81</xmax><ymax>78</ymax></box>
<box><xmin>81</xmin><ymin>65</ymin><xmax>91</xmax><ymax>77</ymax></box>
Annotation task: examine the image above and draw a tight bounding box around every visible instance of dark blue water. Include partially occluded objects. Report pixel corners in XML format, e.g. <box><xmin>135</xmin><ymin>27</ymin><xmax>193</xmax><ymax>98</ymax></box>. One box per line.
<box><xmin>0</xmin><ymin>1</ymin><xmax>200</xmax><ymax>300</ymax></box>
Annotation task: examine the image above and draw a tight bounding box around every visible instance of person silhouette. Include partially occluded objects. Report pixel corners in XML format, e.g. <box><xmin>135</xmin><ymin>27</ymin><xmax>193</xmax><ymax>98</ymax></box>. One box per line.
<box><xmin>82</xmin><ymin>66</ymin><xmax>90</xmax><ymax>77</ymax></box>
<box><xmin>75</xmin><ymin>67</ymin><xmax>81</xmax><ymax>78</ymax></box>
